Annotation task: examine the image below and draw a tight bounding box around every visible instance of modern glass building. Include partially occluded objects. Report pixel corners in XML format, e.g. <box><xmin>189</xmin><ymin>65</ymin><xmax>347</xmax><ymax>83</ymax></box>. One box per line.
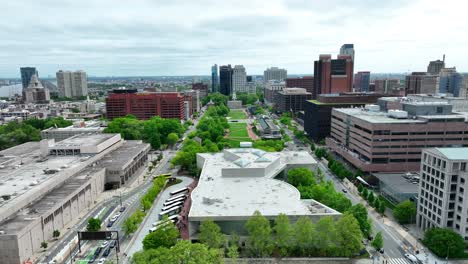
<box><xmin>211</xmin><ymin>64</ymin><xmax>218</xmax><ymax>93</ymax></box>
<box><xmin>439</xmin><ymin>67</ymin><xmax>463</xmax><ymax>97</ymax></box>
<box><xmin>20</xmin><ymin>67</ymin><xmax>38</xmax><ymax>89</ymax></box>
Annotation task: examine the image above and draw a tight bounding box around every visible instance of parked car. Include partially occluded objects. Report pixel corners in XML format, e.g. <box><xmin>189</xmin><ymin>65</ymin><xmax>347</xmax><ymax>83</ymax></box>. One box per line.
<box><xmin>119</xmin><ymin>206</ymin><xmax>126</xmax><ymax>212</ymax></box>
<box><xmin>404</xmin><ymin>253</ymin><xmax>418</xmax><ymax>263</ymax></box>
<box><xmin>103</xmin><ymin>246</ymin><xmax>111</xmax><ymax>257</ymax></box>
<box><xmin>106</xmin><ymin>221</ymin><xmax>114</xmax><ymax>228</ymax></box>
<box><xmin>342</xmin><ymin>189</ymin><xmax>348</xmax><ymax>193</ymax></box>
<box><xmin>109</xmin><ymin>240</ymin><xmax>116</xmax><ymax>248</ymax></box>
<box><xmin>97</xmin><ymin>258</ymin><xmax>106</xmax><ymax>264</ymax></box>
<box><xmin>101</xmin><ymin>241</ymin><xmax>109</xmax><ymax>248</ymax></box>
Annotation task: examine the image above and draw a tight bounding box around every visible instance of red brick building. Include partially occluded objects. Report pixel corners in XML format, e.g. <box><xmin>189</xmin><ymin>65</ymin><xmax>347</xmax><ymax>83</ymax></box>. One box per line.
<box><xmin>313</xmin><ymin>54</ymin><xmax>353</xmax><ymax>99</ymax></box>
<box><xmin>106</xmin><ymin>89</ymin><xmax>185</xmax><ymax>120</ymax></box>
<box><xmin>285</xmin><ymin>76</ymin><xmax>314</xmax><ymax>93</ymax></box>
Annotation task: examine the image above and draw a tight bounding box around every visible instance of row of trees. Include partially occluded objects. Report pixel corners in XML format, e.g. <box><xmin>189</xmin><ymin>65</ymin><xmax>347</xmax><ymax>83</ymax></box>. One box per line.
<box><xmin>0</xmin><ymin>117</ymin><xmax>72</xmax><ymax>150</ymax></box>
<box><xmin>197</xmin><ymin>211</ymin><xmax>364</xmax><ymax>258</ymax></box>
<box><xmin>172</xmin><ymin>105</ymin><xmax>230</xmax><ymax>175</ymax></box>
<box><xmin>104</xmin><ymin>115</ymin><xmax>185</xmax><ymax>149</ymax></box>
<box><xmin>123</xmin><ymin>178</ymin><xmax>166</xmax><ymax>234</ymax></box>
<box><xmin>358</xmin><ymin>185</ymin><xmax>386</xmax><ymax>215</ymax></box>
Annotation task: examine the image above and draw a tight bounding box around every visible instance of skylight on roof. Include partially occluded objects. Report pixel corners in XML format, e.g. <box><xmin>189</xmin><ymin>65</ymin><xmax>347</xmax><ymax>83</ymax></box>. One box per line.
<box><xmin>233</xmin><ymin>158</ymin><xmax>251</xmax><ymax>168</ymax></box>
<box><xmin>255</xmin><ymin>156</ymin><xmax>271</xmax><ymax>163</ymax></box>
<box><xmin>252</xmin><ymin>150</ymin><xmax>266</xmax><ymax>157</ymax></box>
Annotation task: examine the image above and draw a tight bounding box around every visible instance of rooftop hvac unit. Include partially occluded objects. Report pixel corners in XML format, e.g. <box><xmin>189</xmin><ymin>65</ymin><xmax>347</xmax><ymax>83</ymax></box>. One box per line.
<box><xmin>365</xmin><ymin>104</ymin><xmax>380</xmax><ymax>112</ymax></box>
<box><xmin>388</xmin><ymin>110</ymin><xmax>408</xmax><ymax>119</ymax></box>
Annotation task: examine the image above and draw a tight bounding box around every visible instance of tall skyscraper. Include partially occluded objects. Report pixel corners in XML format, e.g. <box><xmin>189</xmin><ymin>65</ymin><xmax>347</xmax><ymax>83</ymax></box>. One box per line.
<box><xmin>211</xmin><ymin>64</ymin><xmax>219</xmax><ymax>92</ymax></box>
<box><xmin>263</xmin><ymin>67</ymin><xmax>287</xmax><ymax>82</ymax></box>
<box><xmin>56</xmin><ymin>70</ymin><xmax>88</xmax><ymax>98</ymax></box>
<box><xmin>20</xmin><ymin>67</ymin><xmax>38</xmax><ymax>89</ymax></box>
<box><xmin>427</xmin><ymin>56</ymin><xmax>445</xmax><ymax>75</ymax></box>
<box><xmin>354</xmin><ymin>71</ymin><xmax>370</xmax><ymax>92</ymax></box>
<box><xmin>339</xmin><ymin>44</ymin><xmax>355</xmax><ymax>61</ymax></box>
<box><xmin>219</xmin><ymin>65</ymin><xmax>232</xmax><ymax>96</ymax></box>
<box><xmin>314</xmin><ymin>54</ymin><xmax>353</xmax><ymax>98</ymax></box>
<box><xmin>439</xmin><ymin>67</ymin><xmax>463</xmax><ymax>97</ymax></box>
<box><xmin>405</xmin><ymin>72</ymin><xmax>439</xmax><ymax>95</ymax></box>
<box><xmin>23</xmin><ymin>74</ymin><xmax>50</xmax><ymax>104</ymax></box>
<box><xmin>232</xmin><ymin>65</ymin><xmax>247</xmax><ymax>93</ymax></box>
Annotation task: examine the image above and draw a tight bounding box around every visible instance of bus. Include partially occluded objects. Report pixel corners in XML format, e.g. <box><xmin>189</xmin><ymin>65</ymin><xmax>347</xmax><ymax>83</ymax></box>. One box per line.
<box><xmin>169</xmin><ymin>187</ymin><xmax>189</xmax><ymax>196</ymax></box>
<box><xmin>163</xmin><ymin>197</ymin><xmax>186</xmax><ymax>207</ymax></box>
<box><xmin>159</xmin><ymin>206</ymin><xmax>182</xmax><ymax>220</ymax></box>
<box><xmin>161</xmin><ymin>201</ymin><xmax>184</xmax><ymax>211</ymax></box>
<box><xmin>168</xmin><ymin>214</ymin><xmax>179</xmax><ymax>222</ymax></box>
<box><xmin>166</xmin><ymin>194</ymin><xmax>187</xmax><ymax>202</ymax></box>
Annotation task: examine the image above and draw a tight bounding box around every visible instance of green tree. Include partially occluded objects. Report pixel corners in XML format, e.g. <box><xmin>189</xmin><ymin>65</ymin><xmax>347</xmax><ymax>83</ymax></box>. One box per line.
<box><xmin>245</xmin><ymin>210</ymin><xmax>274</xmax><ymax>257</ymax></box>
<box><xmin>347</xmin><ymin>204</ymin><xmax>372</xmax><ymax>238</ymax></box>
<box><xmin>123</xmin><ymin>217</ymin><xmax>137</xmax><ymax>235</ymax></box>
<box><xmin>362</xmin><ymin>188</ymin><xmax>369</xmax><ymax>199</ymax></box>
<box><xmin>293</xmin><ymin>216</ymin><xmax>316</xmax><ymax>256</ymax></box>
<box><xmin>336</xmin><ymin>213</ymin><xmax>363</xmax><ymax>257</ymax></box>
<box><xmin>40</xmin><ymin>241</ymin><xmax>48</xmax><ymax>250</ymax></box>
<box><xmin>166</xmin><ymin>133</ymin><xmax>179</xmax><ymax>146</ymax></box>
<box><xmin>53</xmin><ymin>230</ymin><xmax>60</xmax><ymax>239</ymax></box>
<box><xmin>133</xmin><ymin>240</ymin><xmax>223</xmax><ymax>264</ymax></box>
<box><xmin>142</xmin><ymin>219</ymin><xmax>179</xmax><ymax>250</ymax></box>
<box><xmin>378</xmin><ymin>201</ymin><xmax>386</xmax><ymax>215</ymax></box>
<box><xmin>423</xmin><ymin>228</ymin><xmax>465</xmax><ymax>258</ymax></box>
<box><xmin>357</xmin><ymin>184</ymin><xmax>363</xmax><ymax>193</ymax></box>
<box><xmin>199</xmin><ymin>219</ymin><xmax>225</xmax><ymax>249</ymax></box>
<box><xmin>87</xmin><ymin>218</ymin><xmax>102</xmax><ymax>232</ymax></box>
<box><xmin>393</xmin><ymin>200</ymin><xmax>417</xmax><ymax>224</ymax></box>
<box><xmin>315</xmin><ymin>216</ymin><xmax>339</xmax><ymax>257</ymax></box>
<box><xmin>367</xmin><ymin>192</ymin><xmax>375</xmax><ymax>205</ymax></box>
<box><xmin>287</xmin><ymin>168</ymin><xmax>315</xmax><ymax>187</ymax></box>
<box><xmin>227</xmin><ymin>244</ymin><xmax>239</xmax><ymax>264</ymax></box>
<box><xmin>372</xmin><ymin>197</ymin><xmax>380</xmax><ymax>209</ymax></box>
<box><xmin>371</xmin><ymin>232</ymin><xmax>384</xmax><ymax>250</ymax></box>
<box><xmin>273</xmin><ymin>213</ymin><xmax>293</xmax><ymax>257</ymax></box>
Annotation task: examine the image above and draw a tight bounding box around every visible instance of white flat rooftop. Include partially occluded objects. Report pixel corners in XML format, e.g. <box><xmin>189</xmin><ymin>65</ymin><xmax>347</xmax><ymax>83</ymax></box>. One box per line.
<box><xmin>334</xmin><ymin>108</ymin><xmax>426</xmax><ymax>124</ymax></box>
<box><xmin>0</xmin><ymin>143</ymin><xmax>91</xmax><ymax>210</ymax></box>
<box><xmin>189</xmin><ymin>148</ymin><xmax>336</xmax><ymax>220</ymax></box>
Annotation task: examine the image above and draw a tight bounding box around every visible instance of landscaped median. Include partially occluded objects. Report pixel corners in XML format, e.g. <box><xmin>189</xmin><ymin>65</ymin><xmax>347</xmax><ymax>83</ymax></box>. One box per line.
<box><xmin>122</xmin><ymin>177</ymin><xmax>166</xmax><ymax>235</ymax></box>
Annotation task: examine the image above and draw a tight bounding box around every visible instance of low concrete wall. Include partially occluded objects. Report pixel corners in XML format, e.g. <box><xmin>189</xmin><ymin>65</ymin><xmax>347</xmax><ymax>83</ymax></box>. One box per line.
<box><xmin>225</xmin><ymin>258</ymin><xmax>371</xmax><ymax>264</ymax></box>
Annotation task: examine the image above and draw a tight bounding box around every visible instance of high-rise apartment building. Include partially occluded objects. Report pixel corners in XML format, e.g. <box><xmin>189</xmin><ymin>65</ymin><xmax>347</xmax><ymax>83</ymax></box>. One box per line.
<box><xmin>427</xmin><ymin>58</ymin><xmax>445</xmax><ymax>75</ymax></box>
<box><xmin>354</xmin><ymin>71</ymin><xmax>370</xmax><ymax>92</ymax></box>
<box><xmin>405</xmin><ymin>72</ymin><xmax>439</xmax><ymax>95</ymax></box>
<box><xmin>56</xmin><ymin>70</ymin><xmax>88</xmax><ymax>98</ymax></box>
<box><xmin>20</xmin><ymin>67</ymin><xmax>38</xmax><ymax>89</ymax></box>
<box><xmin>285</xmin><ymin>76</ymin><xmax>314</xmax><ymax>93</ymax></box>
<box><xmin>314</xmin><ymin>54</ymin><xmax>353</xmax><ymax>98</ymax></box>
<box><xmin>105</xmin><ymin>89</ymin><xmax>185</xmax><ymax>120</ymax></box>
<box><xmin>439</xmin><ymin>67</ymin><xmax>463</xmax><ymax>97</ymax></box>
<box><xmin>232</xmin><ymin>65</ymin><xmax>247</xmax><ymax>93</ymax></box>
<box><xmin>263</xmin><ymin>67</ymin><xmax>287</xmax><ymax>82</ymax></box>
<box><xmin>327</xmin><ymin>97</ymin><xmax>468</xmax><ymax>172</ymax></box>
<box><xmin>339</xmin><ymin>44</ymin><xmax>355</xmax><ymax>61</ymax></box>
<box><xmin>219</xmin><ymin>65</ymin><xmax>233</xmax><ymax>96</ymax></box>
<box><xmin>211</xmin><ymin>64</ymin><xmax>219</xmax><ymax>92</ymax></box>
<box><xmin>417</xmin><ymin>148</ymin><xmax>468</xmax><ymax>241</ymax></box>
<box><xmin>192</xmin><ymin>82</ymin><xmax>209</xmax><ymax>98</ymax></box>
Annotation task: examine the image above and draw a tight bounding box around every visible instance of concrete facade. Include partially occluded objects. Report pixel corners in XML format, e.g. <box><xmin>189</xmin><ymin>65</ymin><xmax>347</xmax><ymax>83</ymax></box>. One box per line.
<box><xmin>274</xmin><ymin>88</ymin><xmax>312</xmax><ymax>113</ymax></box>
<box><xmin>264</xmin><ymin>67</ymin><xmax>287</xmax><ymax>82</ymax></box>
<box><xmin>264</xmin><ymin>81</ymin><xmax>285</xmax><ymax>105</ymax></box>
<box><xmin>405</xmin><ymin>72</ymin><xmax>439</xmax><ymax>95</ymax></box>
<box><xmin>189</xmin><ymin>149</ymin><xmax>338</xmax><ymax>239</ymax></box>
<box><xmin>232</xmin><ymin>65</ymin><xmax>247</xmax><ymax>93</ymax></box>
<box><xmin>0</xmin><ymin>133</ymin><xmax>150</xmax><ymax>264</ymax></box>
<box><xmin>417</xmin><ymin>148</ymin><xmax>468</xmax><ymax>241</ymax></box>
<box><xmin>327</xmin><ymin>100</ymin><xmax>468</xmax><ymax>172</ymax></box>
<box><xmin>56</xmin><ymin>70</ymin><xmax>88</xmax><ymax>98</ymax></box>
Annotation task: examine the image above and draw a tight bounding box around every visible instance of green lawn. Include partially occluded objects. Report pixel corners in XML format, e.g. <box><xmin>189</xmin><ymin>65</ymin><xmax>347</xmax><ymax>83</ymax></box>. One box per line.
<box><xmin>229</xmin><ymin>123</ymin><xmax>249</xmax><ymax>137</ymax></box>
<box><xmin>228</xmin><ymin>123</ymin><xmax>252</xmax><ymax>147</ymax></box>
<box><xmin>228</xmin><ymin>110</ymin><xmax>247</xmax><ymax>119</ymax></box>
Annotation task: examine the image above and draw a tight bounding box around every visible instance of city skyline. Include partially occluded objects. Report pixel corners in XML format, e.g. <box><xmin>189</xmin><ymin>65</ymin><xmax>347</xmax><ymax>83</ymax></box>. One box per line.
<box><xmin>0</xmin><ymin>0</ymin><xmax>466</xmax><ymax>78</ymax></box>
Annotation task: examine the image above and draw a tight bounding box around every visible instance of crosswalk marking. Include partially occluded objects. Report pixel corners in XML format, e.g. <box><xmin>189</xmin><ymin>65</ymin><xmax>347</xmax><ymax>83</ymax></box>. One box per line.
<box><xmin>385</xmin><ymin>258</ymin><xmax>411</xmax><ymax>264</ymax></box>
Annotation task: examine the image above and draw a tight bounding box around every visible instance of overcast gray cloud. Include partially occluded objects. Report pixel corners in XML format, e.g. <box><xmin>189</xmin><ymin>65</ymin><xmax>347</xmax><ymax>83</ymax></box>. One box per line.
<box><xmin>0</xmin><ymin>0</ymin><xmax>466</xmax><ymax>77</ymax></box>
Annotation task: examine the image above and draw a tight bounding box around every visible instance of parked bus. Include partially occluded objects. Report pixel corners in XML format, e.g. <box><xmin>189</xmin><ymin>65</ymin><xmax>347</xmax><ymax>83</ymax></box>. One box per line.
<box><xmin>170</xmin><ymin>187</ymin><xmax>189</xmax><ymax>196</ymax></box>
<box><xmin>161</xmin><ymin>201</ymin><xmax>184</xmax><ymax>211</ymax></box>
<box><xmin>159</xmin><ymin>206</ymin><xmax>182</xmax><ymax>220</ymax></box>
<box><xmin>166</xmin><ymin>194</ymin><xmax>187</xmax><ymax>202</ymax></box>
<box><xmin>163</xmin><ymin>197</ymin><xmax>186</xmax><ymax>207</ymax></box>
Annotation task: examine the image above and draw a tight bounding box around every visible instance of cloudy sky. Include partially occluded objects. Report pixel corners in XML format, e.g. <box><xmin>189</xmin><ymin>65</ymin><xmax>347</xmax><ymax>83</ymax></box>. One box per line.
<box><xmin>0</xmin><ymin>0</ymin><xmax>466</xmax><ymax>77</ymax></box>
